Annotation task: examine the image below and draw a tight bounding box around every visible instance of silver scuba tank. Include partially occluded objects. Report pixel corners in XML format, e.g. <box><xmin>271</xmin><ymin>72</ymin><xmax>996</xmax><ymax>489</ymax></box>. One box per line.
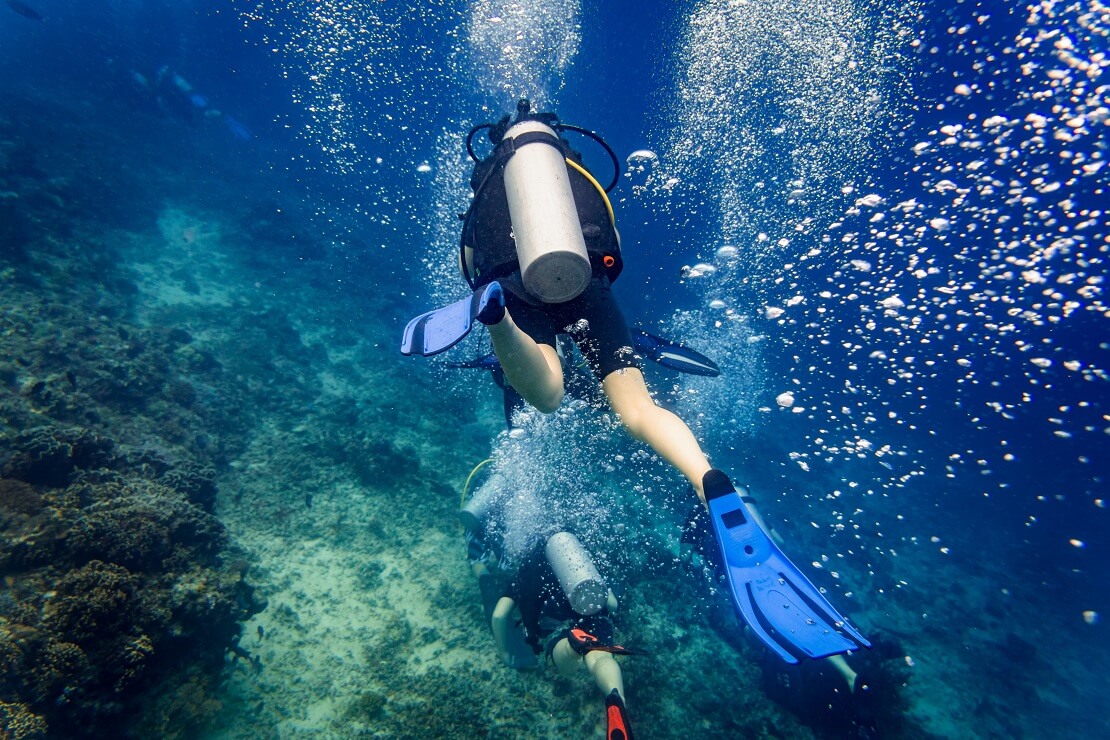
<box><xmin>545</xmin><ymin>531</ymin><xmax>607</xmax><ymax>616</ymax></box>
<box><xmin>459</xmin><ymin>484</ymin><xmax>544</xmax><ymax>537</ymax></box>
<box><xmin>501</xmin><ymin>120</ymin><xmax>592</xmax><ymax>304</ymax></box>
<box><xmin>458</xmin><ymin>482</ymin><xmax>507</xmax><ymax>532</ymax></box>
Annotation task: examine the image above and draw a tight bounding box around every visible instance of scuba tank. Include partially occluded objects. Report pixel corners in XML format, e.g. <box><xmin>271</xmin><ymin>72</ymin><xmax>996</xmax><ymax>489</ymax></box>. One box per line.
<box><xmin>458</xmin><ymin>482</ymin><xmax>508</xmax><ymax>533</ymax></box>
<box><xmin>545</xmin><ymin>531</ymin><xmax>607</xmax><ymax>616</ymax></box>
<box><xmin>459</xmin><ymin>483</ymin><xmax>544</xmax><ymax>537</ymax></box>
<box><xmin>461</xmin><ymin>100</ymin><xmax>624</xmax><ymax>302</ymax></box>
<box><xmin>501</xmin><ymin>118</ymin><xmax>592</xmax><ymax>303</ymax></box>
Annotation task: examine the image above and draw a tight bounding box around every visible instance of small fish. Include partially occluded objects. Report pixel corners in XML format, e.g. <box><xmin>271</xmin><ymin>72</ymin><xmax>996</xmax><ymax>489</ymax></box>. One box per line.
<box><xmin>5</xmin><ymin>0</ymin><xmax>43</xmax><ymax>20</ymax></box>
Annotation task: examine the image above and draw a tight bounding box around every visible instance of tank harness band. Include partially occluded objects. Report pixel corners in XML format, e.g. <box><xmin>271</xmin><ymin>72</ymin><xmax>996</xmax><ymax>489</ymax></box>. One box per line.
<box><xmin>499</xmin><ymin>129</ymin><xmax>564</xmax><ymax>157</ymax></box>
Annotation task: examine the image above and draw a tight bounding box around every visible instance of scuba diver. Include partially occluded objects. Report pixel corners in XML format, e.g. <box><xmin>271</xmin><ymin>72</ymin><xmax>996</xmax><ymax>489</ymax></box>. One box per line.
<box><xmin>461</xmin><ymin>482</ymin><xmax>639</xmax><ymax>740</ymax></box>
<box><xmin>448</xmin><ymin>324</ymin><xmax>712</xmax><ymax>739</ymax></box>
<box><xmin>402</xmin><ymin>99</ymin><xmax>870</xmax><ymax>666</ymax></box>
<box><xmin>128</xmin><ymin>65</ymin><xmax>252</xmax><ymax>141</ymax></box>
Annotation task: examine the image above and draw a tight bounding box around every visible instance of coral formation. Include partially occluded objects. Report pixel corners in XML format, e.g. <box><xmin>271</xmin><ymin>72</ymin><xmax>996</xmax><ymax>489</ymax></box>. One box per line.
<box><xmin>0</xmin><ymin>479</ymin><xmax>41</xmax><ymax>516</ymax></box>
<box><xmin>0</xmin><ymin>427</ymin><xmax>264</xmax><ymax>737</ymax></box>
<box><xmin>1</xmin><ymin>427</ymin><xmax>114</xmax><ymax>488</ymax></box>
<box><xmin>0</xmin><ymin>701</ymin><xmax>47</xmax><ymax>740</ymax></box>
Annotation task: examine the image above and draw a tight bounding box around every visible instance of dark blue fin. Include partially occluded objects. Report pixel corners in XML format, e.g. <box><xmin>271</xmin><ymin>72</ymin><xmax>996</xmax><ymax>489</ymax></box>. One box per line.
<box><xmin>5</xmin><ymin>0</ymin><xmax>43</xmax><ymax>20</ymax></box>
<box><xmin>632</xmin><ymin>329</ymin><xmax>720</xmax><ymax>377</ymax></box>
<box><xmin>704</xmin><ymin>470</ymin><xmax>870</xmax><ymax>663</ymax></box>
<box><xmin>444</xmin><ymin>353</ymin><xmax>500</xmax><ymax>370</ymax></box>
<box><xmin>224</xmin><ymin>115</ymin><xmax>253</xmax><ymax>141</ymax></box>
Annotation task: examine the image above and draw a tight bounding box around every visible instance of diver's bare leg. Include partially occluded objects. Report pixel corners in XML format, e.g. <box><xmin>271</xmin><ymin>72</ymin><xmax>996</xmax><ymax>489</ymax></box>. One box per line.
<box><xmin>602</xmin><ymin>368</ymin><xmax>712</xmax><ymax>500</ymax></box>
<box><xmin>828</xmin><ymin>654</ymin><xmax>859</xmax><ymax>692</ymax></box>
<box><xmin>486</xmin><ymin>310</ymin><xmax>565</xmax><ymax>413</ymax></box>
<box><xmin>585</xmin><ymin>650</ymin><xmax>625</xmax><ymax>702</ymax></box>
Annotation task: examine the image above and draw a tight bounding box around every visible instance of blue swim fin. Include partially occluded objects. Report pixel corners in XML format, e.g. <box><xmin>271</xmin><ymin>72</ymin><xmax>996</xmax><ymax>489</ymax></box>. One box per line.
<box><xmin>224</xmin><ymin>115</ymin><xmax>253</xmax><ymax>141</ymax></box>
<box><xmin>401</xmin><ymin>282</ymin><xmax>504</xmax><ymax>357</ymax></box>
<box><xmin>632</xmin><ymin>330</ymin><xmax>720</xmax><ymax>377</ymax></box>
<box><xmin>704</xmin><ymin>470</ymin><xmax>870</xmax><ymax>663</ymax></box>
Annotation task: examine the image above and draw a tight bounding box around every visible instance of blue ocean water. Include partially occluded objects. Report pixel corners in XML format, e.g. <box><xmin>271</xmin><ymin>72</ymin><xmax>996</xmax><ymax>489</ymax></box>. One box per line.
<box><xmin>0</xmin><ymin>0</ymin><xmax>1106</xmax><ymax>738</ymax></box>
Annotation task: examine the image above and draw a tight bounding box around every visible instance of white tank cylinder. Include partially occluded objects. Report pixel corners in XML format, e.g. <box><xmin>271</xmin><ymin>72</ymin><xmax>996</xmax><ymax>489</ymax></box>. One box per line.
<box><xmin>545</xmin><ymin>531</ymin><xmax>607</xmax><ymax>616</ymax></box>
<box><xmin>502</xmin><ymin>120</ymin><xmax>592</xmax><ymax>303</ymax></box>
<box><xmin>458</xmin><ymin>482</ymin><xmax>507</xmax><ymax>532</ymax></box>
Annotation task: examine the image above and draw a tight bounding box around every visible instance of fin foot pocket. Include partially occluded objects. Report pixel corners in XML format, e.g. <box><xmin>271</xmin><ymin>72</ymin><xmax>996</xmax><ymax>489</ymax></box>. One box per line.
<box><xmin>400</xmin><ymin>281</ymin><xmax>506</xmax><ymax>356</ymax></box>
<box><xmin>475</xmin><ymin>281</ymin><xmax>506</xmax><ymax>326</ymax></box>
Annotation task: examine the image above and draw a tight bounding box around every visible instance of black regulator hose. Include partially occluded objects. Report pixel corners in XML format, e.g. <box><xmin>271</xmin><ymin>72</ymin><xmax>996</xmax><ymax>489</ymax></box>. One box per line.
<box><xmin>465</xmin><ymin>123</ymin><xmax>495</xmax><ymax>162</ymax></box>
<box><xmin>553</xmin><ymin>123</ymin><xmax>621</xmax><ymax>193</ymax></box>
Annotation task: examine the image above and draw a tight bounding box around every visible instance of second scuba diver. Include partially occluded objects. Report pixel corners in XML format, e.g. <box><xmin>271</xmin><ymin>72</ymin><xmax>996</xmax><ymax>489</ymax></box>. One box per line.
<box><xmin>128</xmin><ymin>65</ymin><xmax>252</xmax><ymax>141</ymax></box>
<box><xmin>462</xmin><ymin>480</ymin><xmax>639</xmax><ymax>740</ymax></box>
<box><xmin>402</xmin><ymin>99</ymin><xmax>870</xmax><ymax>665</ymax></box>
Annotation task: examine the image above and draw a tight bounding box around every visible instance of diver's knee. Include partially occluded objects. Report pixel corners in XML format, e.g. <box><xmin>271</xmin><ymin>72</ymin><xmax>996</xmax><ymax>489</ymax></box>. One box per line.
<box><xmin>615</xmin><ymin>402</ymin><xmax>650</xmax><ymax>437</ymax></box>
<box><xmin>603</xmin><ymin>373</ymin><xmax>655</xmax><ymax>433</ymax></box>
<box><xmin>532</xmin><ymin>385</ymin><xmax>564</xmax><ymax>413</ymax></box>
<box><xmin>552</xmin><ymin>638</ymin><xmax>582</xmax><ymax>677</ymax></box>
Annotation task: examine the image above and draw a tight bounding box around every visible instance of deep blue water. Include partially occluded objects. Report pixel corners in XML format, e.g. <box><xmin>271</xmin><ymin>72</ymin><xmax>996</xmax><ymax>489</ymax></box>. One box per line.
<box><xmin>1</xmin><ymin>0</ymin><xmax>1106</xmax><ymax>737</ymax></box>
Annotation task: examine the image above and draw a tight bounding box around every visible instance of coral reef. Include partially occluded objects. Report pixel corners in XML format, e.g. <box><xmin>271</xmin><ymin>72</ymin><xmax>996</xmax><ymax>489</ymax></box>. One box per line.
<box><xmin>0</xmin><ymin>427</ymin><xmax>265</xmax><ymax>738</ymax></box>
<box><xmin>0</xmin><ymin>701</ymin><xmax>47</xmax><ymax>740</ymax></box>
<box><xmin>1</xmin><ymin>427</ymin><xmax>114</xmax><ymax>488</ymax></box>
<box><xmin>0</xmin><ymin>479</ymin><xmax>41</xmax><ymax>516</ymax></box>
<box><xmin>0</xmin><ymin>279</ymin><xmax>248</xmax><ymax>473</ymax></box>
